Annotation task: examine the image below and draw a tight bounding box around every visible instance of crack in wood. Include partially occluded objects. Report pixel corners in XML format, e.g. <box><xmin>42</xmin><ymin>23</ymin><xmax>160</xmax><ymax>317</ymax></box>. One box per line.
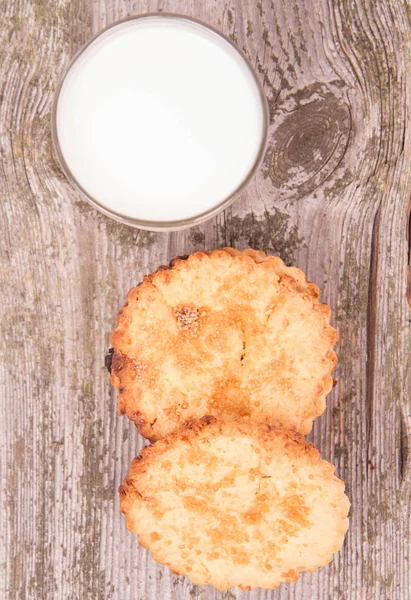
<box><xmin>407</xmin><ymin>193</ymin><xmax>411</xmax><ymax>308</ymax></box>
<box><xmin>366</xmin><ymin>203</ymin><xmax>381</xmax><ymax>467</ymax></box>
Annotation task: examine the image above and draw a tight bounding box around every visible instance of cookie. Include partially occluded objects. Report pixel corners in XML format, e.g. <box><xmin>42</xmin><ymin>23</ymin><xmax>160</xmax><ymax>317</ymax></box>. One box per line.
<box><xmin>119</xmin><ymin>417</ymin><xmax>349</xmax><ymax>590</ymax></box>
<box><xmin>111</xmin><ymin>249</ymin><xmax>338</xmax><ymax>440</ymax></box>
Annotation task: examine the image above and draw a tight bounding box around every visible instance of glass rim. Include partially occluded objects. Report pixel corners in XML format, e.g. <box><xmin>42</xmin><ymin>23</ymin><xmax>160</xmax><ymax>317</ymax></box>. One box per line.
<box><xmin>51</xmin><ymin>12</ymin><xmax>269</xmax><ymax>232</ymax></box>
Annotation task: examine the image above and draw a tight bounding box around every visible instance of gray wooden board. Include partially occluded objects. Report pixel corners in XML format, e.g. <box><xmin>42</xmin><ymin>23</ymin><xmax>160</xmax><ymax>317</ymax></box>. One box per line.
<box><xmin>0</xmin><ymin>0</ymin><xmax>410</xmax><ymax>598</ymax></box>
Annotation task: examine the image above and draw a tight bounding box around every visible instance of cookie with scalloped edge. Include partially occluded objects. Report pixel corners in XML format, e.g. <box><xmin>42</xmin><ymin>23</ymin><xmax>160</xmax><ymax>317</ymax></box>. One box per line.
<box><xmin>110</xmin><ymin>248</ymin><xmax>338</xmax><ymax>441</ymax></box>
<box><xmin>119</xmin><ymin>417</ymin><xmax>349</xmax><ymax>590</ymax></box>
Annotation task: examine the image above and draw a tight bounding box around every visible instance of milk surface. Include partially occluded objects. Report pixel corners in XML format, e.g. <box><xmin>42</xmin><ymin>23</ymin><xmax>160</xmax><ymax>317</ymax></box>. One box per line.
<box><xmin>56</xmin><ymin>16</ymin><xmax>265</xmax><ymax>222</ymax></box>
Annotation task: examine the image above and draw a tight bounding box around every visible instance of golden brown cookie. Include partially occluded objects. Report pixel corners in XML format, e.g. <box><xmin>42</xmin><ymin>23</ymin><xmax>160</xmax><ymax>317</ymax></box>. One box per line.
<box><xmin>111</xmin><ymin>248</ymin><xmax>338</xmax><ymax>440</ymax></box>
<box><xmin>120</xmin><ymin>417</ymin><xmax>349</xmax><ymax>590</ymax></box>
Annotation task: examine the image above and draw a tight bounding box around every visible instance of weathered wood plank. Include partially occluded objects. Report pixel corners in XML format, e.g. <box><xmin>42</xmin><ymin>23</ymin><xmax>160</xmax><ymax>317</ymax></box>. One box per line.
<box><xmin>0</xmin><ymin>0</ymin><xmax>410</xmax><ymax>598</ymax></box>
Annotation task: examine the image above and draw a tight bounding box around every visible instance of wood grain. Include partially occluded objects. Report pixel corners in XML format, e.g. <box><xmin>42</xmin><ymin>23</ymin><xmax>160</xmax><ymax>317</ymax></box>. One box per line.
<box><xmin>1</xmin><ymin>0</ymin><xmax>410</xmax><ymax>598</ymax></box>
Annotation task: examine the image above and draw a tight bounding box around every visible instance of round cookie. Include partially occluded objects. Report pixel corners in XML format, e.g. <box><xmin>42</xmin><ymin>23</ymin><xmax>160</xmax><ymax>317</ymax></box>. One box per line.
<box><xmin>119</xmin><ymin>417</ymin><xmax>350</xmax><ymax>590</ymax></box>
<box><xmin>110</xmin><ymin>248</ymin><xmax>338</xmax><ymax>441</ymax></box>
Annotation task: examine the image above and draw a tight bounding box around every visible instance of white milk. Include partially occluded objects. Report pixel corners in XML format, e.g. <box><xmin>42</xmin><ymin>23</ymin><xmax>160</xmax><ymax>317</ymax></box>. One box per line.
<box><xmin>55</xmin><ymin>16</ymin><xmax>266</xmax><ymax>224</ymax></box>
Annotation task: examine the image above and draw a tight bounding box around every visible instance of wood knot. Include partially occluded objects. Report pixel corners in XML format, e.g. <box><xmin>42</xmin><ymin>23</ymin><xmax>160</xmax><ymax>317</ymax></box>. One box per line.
<box><xmin>264</xmin><ymin>88</ymin><xmax>351</xmax><ymax>197</ymax></box>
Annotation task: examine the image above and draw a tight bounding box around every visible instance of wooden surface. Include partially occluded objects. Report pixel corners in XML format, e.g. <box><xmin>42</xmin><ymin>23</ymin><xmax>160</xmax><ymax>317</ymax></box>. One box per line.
<box><xmin>1</xmin><ymin>0</ymin><xmax>410</xmax><ymax>598</ymax></box>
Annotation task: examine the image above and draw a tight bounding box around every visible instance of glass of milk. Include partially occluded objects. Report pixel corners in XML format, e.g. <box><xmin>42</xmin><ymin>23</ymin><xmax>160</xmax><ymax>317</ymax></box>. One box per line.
<box><xmin>52</xmin><ymin>14</ymin><xmax>268</xmax><ymax>231</ymax></box>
